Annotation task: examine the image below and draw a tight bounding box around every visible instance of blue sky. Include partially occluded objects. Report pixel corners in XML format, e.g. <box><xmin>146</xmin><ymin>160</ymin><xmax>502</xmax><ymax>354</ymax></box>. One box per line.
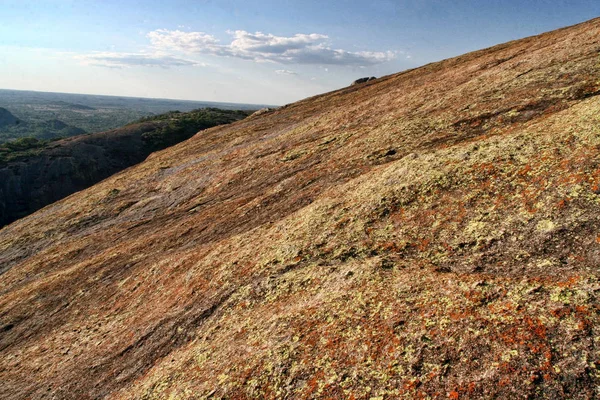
<box><xmin>0</xmin><ymin>0</ymin><xmax>598</xmax><ymax>105</ymax></box>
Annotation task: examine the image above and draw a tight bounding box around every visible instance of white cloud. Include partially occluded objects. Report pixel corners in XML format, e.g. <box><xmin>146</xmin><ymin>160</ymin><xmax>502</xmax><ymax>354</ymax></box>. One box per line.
<box><xmin>73</xmin><ymin>29</ymin><xmax>400</xmax><ymax>70</ymax></box>
<box><xmin>147</xmin><ymin>29</ymin><xmax>222</xmax><ymax>54</ymax></box>
<box><xmin>74</xmin><ymin>52</ymin><xmax>204</xmax><ymax>68</ymax></box>
<box><xmin>147</xmin><ymin>29</ymin><xmax>397</xmax><ymax>66</ymax></box>
<box><xmin>228</xmin><ymin>31</ymin><xmax>327</xmax><ymax>59</ymax></box>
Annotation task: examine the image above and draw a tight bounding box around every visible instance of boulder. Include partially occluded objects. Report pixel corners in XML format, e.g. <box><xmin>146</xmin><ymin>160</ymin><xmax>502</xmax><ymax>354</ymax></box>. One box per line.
<box><xmin>351</xmin><ymin>76</ymin><xmax>377</xmax><ymax>85</ymax></box>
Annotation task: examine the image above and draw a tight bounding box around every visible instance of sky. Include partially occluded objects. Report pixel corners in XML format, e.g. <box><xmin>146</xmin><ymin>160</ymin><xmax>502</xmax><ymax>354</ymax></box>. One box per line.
<box><xmin>0</xmin><ymin>1</ymin><xmax>599</xmax><ymax>105</ymax></box>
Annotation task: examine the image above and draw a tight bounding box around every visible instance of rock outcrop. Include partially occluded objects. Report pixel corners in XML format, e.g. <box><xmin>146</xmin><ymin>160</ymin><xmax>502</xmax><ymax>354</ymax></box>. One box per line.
<box><xmin>351</xmin><ymin>76</ymin><xmax>377</xmax><ymax>85</ymax></box>
<box><xmin>250</xmin><ymin>107</ymin><xmax>278</xmax><ymax>117</ymax></box>
<box><xmin>0</xmin><ymin>109</ymin><xmax>251</xmax><ymax>228</ymax></box>
<box><xmin>0</xmin><ymin>122</ymin><xmax>159</xmax><ymax>228</ymax></box>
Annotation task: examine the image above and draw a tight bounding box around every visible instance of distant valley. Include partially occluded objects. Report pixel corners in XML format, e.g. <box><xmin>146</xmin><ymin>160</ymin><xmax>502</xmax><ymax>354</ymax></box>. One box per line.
<box><xmin>0</xmin><ymin>89</ymin><xmax>271</xmax><ymax>143</ymax></box>
<box><xmin>0</xmin><ymin>107</ymin><xmax>85</xmax><ymax>142</ymax></box>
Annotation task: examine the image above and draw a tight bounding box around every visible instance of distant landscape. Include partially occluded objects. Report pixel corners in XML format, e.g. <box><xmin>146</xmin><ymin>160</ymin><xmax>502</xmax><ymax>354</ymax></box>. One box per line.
<box><xmin>0</xmin><ymin>89</ymin><xmax>272</xmax><ymax>143</ymax></box>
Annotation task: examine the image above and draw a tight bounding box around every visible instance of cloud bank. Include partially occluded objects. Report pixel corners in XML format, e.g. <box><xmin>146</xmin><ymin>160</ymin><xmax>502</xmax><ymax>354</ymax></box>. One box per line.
<box><xmin>75</xmin><ymin>52</ymin><xmax>203</xmax><ymax>68</ymax></box>
<box><xmin>76</xmin><ymin>29</ymin><xmax>398</xmax><ymax>69</ymax></box>
<box><xmin>148</xmin><ymin>29</ymin><xmax>396</xmax><ymax>66</ymax></box>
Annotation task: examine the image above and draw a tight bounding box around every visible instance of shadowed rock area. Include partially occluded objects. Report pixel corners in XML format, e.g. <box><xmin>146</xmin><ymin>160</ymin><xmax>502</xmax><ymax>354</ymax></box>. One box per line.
<box><xmin>1</xmin><ymin>17</ymin><xmax>600</xmax><ymax>399</ymax></box>
<box><xmin>0</xmin><ymin>108</ymin><xmax>251</xmax><ymax>228</ymax></box>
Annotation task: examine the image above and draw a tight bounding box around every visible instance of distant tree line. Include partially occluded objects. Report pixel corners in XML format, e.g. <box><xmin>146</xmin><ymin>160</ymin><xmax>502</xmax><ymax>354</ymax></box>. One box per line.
<box><xmin>137</xmin><ymin>108</ymin><xmax>253</xmax><ymax>150</ymax></box>
<box><xmin>0</xmin><ymin>137</ymin><xmax>50</xmax><ymax>164</ymax></box>
<box><xmin>0</xmin><ymin>108</ymin><xmax>253</xmax><ymax>165</ymax></box>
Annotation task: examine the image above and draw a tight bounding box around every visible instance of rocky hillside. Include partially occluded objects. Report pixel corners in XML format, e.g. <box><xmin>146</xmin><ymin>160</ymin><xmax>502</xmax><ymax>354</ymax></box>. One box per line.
<box><xmin>1</xmin><ymin>18</ymin><xmax>600</xmax><ymax>399</ymax></box>
<box><xmin>0</xmin><ymin>108</ymin><xmax>251</xmax><ymax>228</ymax></box>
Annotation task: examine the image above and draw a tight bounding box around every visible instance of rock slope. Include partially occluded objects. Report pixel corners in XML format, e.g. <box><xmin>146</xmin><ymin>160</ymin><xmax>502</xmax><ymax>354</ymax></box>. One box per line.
<box><xmin>1</xmin><ymin>17</ymin><xmax>600</xmax><ymax>399</ymax></box>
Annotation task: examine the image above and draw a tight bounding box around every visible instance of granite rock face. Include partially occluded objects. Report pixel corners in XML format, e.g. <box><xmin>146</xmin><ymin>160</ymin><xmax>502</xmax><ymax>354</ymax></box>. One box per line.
<box><xmin>2</xmin><ymin>18</ymin><xmax>600</xmax><ymax>400</ymax></box>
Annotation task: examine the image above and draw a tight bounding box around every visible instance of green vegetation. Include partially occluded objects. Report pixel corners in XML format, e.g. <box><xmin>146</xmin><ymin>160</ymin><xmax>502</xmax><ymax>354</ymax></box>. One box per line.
<box><xmin>138</xmin><ymin>108</ymin><xmax>253</xmax><ymax>150</ymax></box>
<box><xmin>0</xmin><ymin>119</ymin><xmax>86</xmax><ymax>143</ymax></box>
<box><xmin>0</xmin><ymin>106</ymin><xmax>86</xmax><ymax>143</ymax></box>
<box><xmin>0</xmin><ymin>108</ymin><xmax>253</xmax><ymax>165</ymax></box>
<box><xmin>0</xmin><ymin>137</ymin><xmax>50</xmax><ymax>164</ymax></box>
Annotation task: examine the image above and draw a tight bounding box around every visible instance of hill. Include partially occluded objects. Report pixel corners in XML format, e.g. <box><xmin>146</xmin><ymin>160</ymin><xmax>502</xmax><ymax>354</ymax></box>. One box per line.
<box><xmin>0</xmin><ymin>108</ymin><xmax>20</xmax><ymax>128</ymax></box>
<box><xmin>1</xmin><ymin>17</ymin><xmax>600</xmax><ymax>399</ymax></box>
<box><xmin>0</xmin><ymin>110</ymin><xmax>86</xmax><ymax>143</ymax></box>
<box><xmin>0</xmin><ymin>108</ymin><xmax>252</xmax><ymax>228</ymax></box>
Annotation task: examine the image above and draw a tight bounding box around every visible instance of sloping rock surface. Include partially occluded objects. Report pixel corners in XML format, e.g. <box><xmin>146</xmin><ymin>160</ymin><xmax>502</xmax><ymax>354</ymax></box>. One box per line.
<box><xmin>1</xmin><ymin>18</ymin><xmax>600</xmax><ymax>399</ymax></box>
